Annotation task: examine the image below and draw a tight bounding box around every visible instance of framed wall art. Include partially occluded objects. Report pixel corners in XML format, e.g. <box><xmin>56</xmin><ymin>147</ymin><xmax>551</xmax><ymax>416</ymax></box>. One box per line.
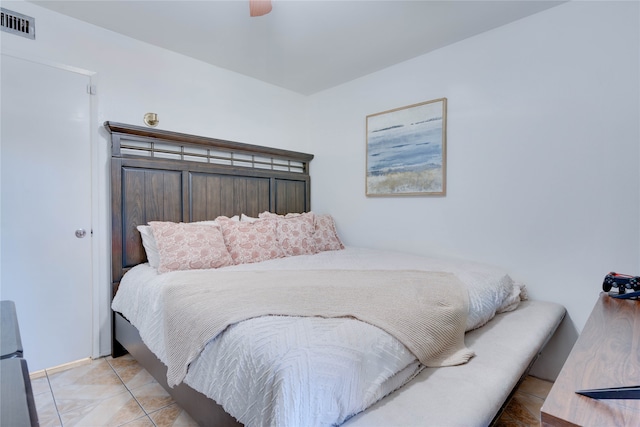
<box><xmin>366</xmin><ymin>98</ymin><xmax>447</xmax><ymax>196</ymax></box>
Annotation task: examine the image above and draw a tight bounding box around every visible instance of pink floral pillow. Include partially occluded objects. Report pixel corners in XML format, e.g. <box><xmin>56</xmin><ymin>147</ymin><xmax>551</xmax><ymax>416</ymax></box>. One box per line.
<box><xmin>276</xmin><ymin>214</ymin><xmax>317</xmax><ymax>256</ymax></box>
<box><xmin>258</xmin><ymin>211</ymin><xmax>317</xmax><ymax>256</ymax></box>
<box><xmin>259</xmin><ymin>211</ymin><xmax>344</xmax><ymax>252</ymax></box>
<box><xmin>149</xmin><ymin>221</ymin><xmax>233</xmax><ymax>273</ymax></box>
<box><xmin>218</xmin><ymin>218</ymin><xmax>284</xmax><ymax>264</ymax></box>
<box><xmin>314</xmin><ymin>214</ymin><xmax>344</xmax><ymax>251</ymax></box>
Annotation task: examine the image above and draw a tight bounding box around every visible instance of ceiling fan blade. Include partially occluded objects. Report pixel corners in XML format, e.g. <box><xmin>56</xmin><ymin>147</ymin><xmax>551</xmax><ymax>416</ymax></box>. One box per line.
<box><xmin>250</xmin><ymin>0</ymin><xmax>272</xmax><ymax>17</ymax></box>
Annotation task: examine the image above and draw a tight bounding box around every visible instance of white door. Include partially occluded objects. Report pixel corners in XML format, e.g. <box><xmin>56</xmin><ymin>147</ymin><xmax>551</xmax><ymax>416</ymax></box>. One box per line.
<box><xmin>0</xmin><ymin>54</ymin><xmax>93</xmax><ymax>372</ymax></box>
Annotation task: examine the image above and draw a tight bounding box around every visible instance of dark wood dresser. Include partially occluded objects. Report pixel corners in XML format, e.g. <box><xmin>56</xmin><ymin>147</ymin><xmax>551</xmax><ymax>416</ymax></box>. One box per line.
<box><xmin>541</xmin><ymin>293</ymin><xmax>640</xmax><ymax>426</ymax></box>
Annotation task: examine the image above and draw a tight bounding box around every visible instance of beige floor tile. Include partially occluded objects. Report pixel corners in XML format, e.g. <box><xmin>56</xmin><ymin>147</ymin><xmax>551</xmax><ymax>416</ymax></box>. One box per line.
<box><xmin>36</xmin><ymin>414</ymin><xmax>63</xmax><ymax>427</ymax></box>
<box><xmin>107</xmin><ymin>354</ymin><xmax>157</xmax><ymax>390</ymax></box>
<box><xmin>105</xmin><ymin>354</ymin><xmax>135</xmax><ymax>370</ymax></box>
<box><xmin>149</xmin><ymin>403</ymin><xmax>200</xmax><ymax>427</ymax></box>
<box><xmin>48</xmin><ymin>357</ymin><xmax>129</xmax><ymax>414</ymax></box>
<box><xmin>48</xmin><ymin>358</ymin><xmax>122</xmax><ymax>390</ymax></box>
<box><xmin>52</xmin><ymin>382</ymin><xmax>131</xmax><ymax>414</ymax></box>
<box><xmin>31</xmin><ymin>376</ymin><xmax>52</xmax><ymax>396</ymax></box>
<box><xmin>59</xmin><ymin>390</ymin><xmax>145</xmax><ymax>427</ymax></box>
<box><xmin>120</xmin><ymin>414</ymin><xmax>156</xmax><ymax>426</ymax></box>
<box><xmin>130</xmin><ymin>381</ymin><xmax>174</xmax><ymax>414</ymax></box>
<box><xmin>33</xmin><ymin>389</ymin><xmax>62</xmax><ymax>427</ymax></box>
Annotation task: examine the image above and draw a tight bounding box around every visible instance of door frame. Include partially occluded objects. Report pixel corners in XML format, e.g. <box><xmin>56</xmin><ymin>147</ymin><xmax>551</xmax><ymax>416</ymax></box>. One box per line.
<box><xmin>1</xmin><ymin>49</ymin><xmax>107</xmax><ymax>360</ymax></box>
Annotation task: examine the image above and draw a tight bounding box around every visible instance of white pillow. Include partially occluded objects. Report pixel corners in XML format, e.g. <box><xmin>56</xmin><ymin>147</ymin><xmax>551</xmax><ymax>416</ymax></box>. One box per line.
<box><xmin>137</xmin><ymin>225</ymin><xmax>160</xmax><ymax>268</ymax></box>
<box><xmin>240</xmin><ymin>213</ymin><xmax>260</xmax><ymax>222</ymax></box>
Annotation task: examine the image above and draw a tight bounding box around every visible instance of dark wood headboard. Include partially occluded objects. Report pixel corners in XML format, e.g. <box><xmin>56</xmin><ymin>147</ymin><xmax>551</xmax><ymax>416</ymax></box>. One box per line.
<box><xmin>106</xmin><ymin>121</ymin><xmax>314</xmax><ymax>293</ymax></box>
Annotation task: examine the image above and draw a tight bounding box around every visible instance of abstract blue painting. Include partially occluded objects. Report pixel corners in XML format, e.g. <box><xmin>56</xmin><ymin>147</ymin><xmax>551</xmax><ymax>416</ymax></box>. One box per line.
<box><xmin>366</xmin><ymin>98</ymin><xmax>447</xmax><ymax>196</ymax></box>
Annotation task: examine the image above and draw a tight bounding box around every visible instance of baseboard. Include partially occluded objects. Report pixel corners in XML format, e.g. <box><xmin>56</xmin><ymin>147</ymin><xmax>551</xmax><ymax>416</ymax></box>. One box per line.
<box><xmin>30</xmin><ymin>357</ymin><xmax>92</xmax><ymax>379</ymax></box>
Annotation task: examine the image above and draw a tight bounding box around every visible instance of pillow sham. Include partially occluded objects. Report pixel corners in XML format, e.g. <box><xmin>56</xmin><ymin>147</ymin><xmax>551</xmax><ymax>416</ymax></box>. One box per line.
<box><xmin>258</xmin><ymin>211</ymin><xmax>317</xmax><ymax>256</ymax></box>
<box><xmin>137</xmin><ymin>216</ymin><xmax>239</xmax><ymax>269</ymax></box>
<box><xmin>259</xmin><ymin>211</ymin><xmax>344</xmax><ymax>252</ymax></box>
<box><xmin>218</xmin><ymin>218</ymin><xmax>284</xmax><ymax>264</ymax></box>
<box><xmin>149</xmin><ymin>221</ymin><xmax>233</xmax><ymax>273</ymax></box>
<box><xmin>314</xmin><ymin>214</ymin><xmax>344</xmax><ymax>251</ymax></box>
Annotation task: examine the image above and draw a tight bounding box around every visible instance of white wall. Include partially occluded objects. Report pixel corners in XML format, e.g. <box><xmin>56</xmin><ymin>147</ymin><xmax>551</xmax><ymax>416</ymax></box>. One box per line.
<box><xmin>1</xmin><ymin>0</ymin><xmax>309</xmax><ymax>362</ymax></box>
<box><xmin>308</xmin><ymin>0</ymin><xmax>640</xmax><ymax>380</ymax></box>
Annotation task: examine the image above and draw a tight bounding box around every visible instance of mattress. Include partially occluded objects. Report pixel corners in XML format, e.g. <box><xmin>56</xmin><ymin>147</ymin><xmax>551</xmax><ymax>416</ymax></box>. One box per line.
<box><xmin>112</xmin><ymin>247</ymin><xmax>564</xmax><ymax>426</ymax></box>
<box><xmin>344</xmin><ymin>299</ymin><xmax>565</xmax><ymax>426</ymax></box>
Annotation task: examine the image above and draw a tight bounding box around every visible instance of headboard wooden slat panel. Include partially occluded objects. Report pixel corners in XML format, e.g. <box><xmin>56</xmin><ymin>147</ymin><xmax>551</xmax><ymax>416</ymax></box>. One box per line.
<box><xmin>275</xmin><ymin>179</ymin><xmax>307</xmax><ymax>215</ymax></box>
<box><xmin>189</xmin><ymin>174</ymin><xmax>272</xmax><ymax>221</ymax></box>
<box><xmin>107</xmin><ymin>121</ymin><xmax>314</xmax><ymax>294</ymax></box>
<box><xmin>121</xmin><ymin>167</ymin><xmax>184</xmax><ymax>268</ymax></box>
<box><xmin>121</xmin><ymin>168</ymin><xmax>146</xmax><ymax>267</ymax></box>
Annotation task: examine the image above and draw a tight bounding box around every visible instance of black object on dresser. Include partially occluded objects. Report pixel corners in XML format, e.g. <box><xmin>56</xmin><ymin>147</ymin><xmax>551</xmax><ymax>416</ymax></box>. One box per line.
<box><xmin>0</xmin><ymin>300</ymin><xmax>39</xmax><ymax>427</ymax></box>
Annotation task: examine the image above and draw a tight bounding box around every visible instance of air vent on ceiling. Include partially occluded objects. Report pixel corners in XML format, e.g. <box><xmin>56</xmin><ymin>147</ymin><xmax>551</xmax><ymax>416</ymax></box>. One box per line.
<box><xmin>1</xmin><ymin>8</ymin><xmax>35</xmax><ymax>40</ymax></box>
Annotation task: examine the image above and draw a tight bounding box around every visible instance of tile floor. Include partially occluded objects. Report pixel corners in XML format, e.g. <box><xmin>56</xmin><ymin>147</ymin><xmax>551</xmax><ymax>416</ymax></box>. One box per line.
<box><xmin>32</xmin><ymin>355</ymin><xmax>552</xmax><ymax>426</ymax></box>
<box><xmin>32</xmin><ymin>355</ymin><xmax>198</xmax><ymax>427</ymax></box>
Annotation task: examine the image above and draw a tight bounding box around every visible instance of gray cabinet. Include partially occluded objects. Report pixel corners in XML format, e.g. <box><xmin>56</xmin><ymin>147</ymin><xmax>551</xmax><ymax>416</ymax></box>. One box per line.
<box><xmin>0</xmin><ymin>301</ymin><xmax>38</xmax><ymax>427</ymax></box>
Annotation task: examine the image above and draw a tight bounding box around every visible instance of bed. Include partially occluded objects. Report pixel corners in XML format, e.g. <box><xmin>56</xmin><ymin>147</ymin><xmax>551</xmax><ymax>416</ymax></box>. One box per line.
<box><xmin>106</xmin><ymin>121</ymin><xmax>566</xmax><ymax>427</ymax></box>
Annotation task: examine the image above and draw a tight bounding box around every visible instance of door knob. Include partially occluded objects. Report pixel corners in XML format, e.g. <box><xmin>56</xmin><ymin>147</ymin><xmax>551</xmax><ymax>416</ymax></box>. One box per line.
<box><xmin>75</xmin><ymin>229</ymin><xmax>87</xmax><ymax>238</ymax></box>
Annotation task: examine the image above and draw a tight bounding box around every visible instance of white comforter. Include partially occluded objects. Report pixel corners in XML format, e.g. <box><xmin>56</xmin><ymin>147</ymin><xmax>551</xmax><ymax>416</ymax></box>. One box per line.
<box><xmin>112</xmin><ymin>247</ymin><xmax>523</xmax><ymax>427</ymax></box>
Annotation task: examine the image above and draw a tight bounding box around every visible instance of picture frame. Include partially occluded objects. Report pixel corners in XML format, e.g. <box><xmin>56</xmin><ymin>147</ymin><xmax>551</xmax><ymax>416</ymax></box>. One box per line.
<box><xmin>366</xmin><ymin>98</ymin><xmax>447</xmax><ymax>196</ymax></box>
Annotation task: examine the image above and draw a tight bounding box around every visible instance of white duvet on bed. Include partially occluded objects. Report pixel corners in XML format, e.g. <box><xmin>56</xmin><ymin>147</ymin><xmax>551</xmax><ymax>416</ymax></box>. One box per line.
<box><xmin>112</xmin><ymin>246</ymin><xmax>524</xmax><ymax>427</ymax></box>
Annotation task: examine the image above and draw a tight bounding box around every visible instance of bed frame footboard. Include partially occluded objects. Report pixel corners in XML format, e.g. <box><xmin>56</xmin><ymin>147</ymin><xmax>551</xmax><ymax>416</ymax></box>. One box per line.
<box><xmin>115</xmin><ymin>313</ymin><xmax>242</xmax><ymax>427</ymax></box>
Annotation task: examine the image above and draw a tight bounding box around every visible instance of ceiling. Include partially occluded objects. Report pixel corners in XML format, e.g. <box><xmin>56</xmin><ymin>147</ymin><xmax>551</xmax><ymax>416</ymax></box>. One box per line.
<box><xmin>30</xmin><ymin>0</ymin><xmax>565</xmax><ymax>95</ymax></box>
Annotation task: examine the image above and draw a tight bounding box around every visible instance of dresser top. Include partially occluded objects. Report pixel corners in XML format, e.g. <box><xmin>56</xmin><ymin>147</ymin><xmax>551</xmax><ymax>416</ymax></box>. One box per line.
<box><xmin>541</xmin><ymin>293</ymin><xmax>640</xmax><ymax>426</ymax></box>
